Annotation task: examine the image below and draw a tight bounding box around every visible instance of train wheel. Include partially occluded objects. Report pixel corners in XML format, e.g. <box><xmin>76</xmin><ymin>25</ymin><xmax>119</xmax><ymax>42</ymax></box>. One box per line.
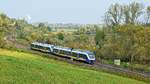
<box><xmin>90</xmin><ymin>60</ymin><xmax>94</xmax><ymax>65</ymax></box>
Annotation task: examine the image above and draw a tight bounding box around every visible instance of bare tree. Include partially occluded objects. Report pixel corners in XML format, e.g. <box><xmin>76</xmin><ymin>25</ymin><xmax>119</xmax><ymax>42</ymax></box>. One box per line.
<box><xmin>105</xmin><ymin>3</ymin><xmax>123</xmax><ymax>26</ymax></box>
<box><xmin>123</xmin><ymin>2</ymin><xmax>143</xmax><ymax>24</ymax></box>
<box><xmin>144</xmin><ymin>6</ymin><xmax>150</xmax><ymax>24</ymax></box>
<box><xmin>104</xmin><ymin>2</ymin><xmax>143</xmax><ymax>27</ymax></box>
<box><xmin>123</xmin><ymin>5</ymin><xmax>130</xmax><ymax>24</ymax></box>
<box><xmin>103</xmin><ymin>12</ymin><xmax>112</xmax><ymax>27</ymax></box>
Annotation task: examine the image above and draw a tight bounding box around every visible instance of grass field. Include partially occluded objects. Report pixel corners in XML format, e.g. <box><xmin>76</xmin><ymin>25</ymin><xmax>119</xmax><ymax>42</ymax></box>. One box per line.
<box><xmin>0</xmin><ymin>49</ymin><xmax>147</xmax><ymax>84</ymax></box>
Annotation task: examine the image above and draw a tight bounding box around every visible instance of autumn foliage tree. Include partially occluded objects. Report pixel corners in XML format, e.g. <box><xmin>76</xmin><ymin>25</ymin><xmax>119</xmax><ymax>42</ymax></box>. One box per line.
<box><xmin>98</xmin><ymin>24</ymin><xmax>150</xmax><ymax>64</ymax></box>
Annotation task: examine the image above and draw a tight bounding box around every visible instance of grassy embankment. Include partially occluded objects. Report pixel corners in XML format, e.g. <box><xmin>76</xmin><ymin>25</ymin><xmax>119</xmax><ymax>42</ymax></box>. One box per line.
<box><xmin>0</xmin><ymin>49</ymin><xmax>147</xmax><ymax>84</ymax></box>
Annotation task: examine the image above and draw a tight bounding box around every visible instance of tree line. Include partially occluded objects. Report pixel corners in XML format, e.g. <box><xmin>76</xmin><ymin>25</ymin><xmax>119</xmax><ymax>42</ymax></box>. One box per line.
<box><xmin>104</xmin><ymin>2</ymin><xmax>150</xmax><ymax>27</ymax></box>
<box><xmin>95</xmin><ymin>2</ymin><xmax>150</xmax><ymax>64</ymax></box>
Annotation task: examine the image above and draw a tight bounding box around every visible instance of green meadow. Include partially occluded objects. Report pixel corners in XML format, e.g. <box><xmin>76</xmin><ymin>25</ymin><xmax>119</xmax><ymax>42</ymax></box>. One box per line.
<box><xmin>0</xmin><ymin>49</ymin><xmax>147</xmax><ymax>84</ymax></box>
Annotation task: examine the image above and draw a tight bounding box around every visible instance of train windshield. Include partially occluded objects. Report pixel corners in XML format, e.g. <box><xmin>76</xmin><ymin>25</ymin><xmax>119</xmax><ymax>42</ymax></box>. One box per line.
<box><xmin>87</xmin><ymin>52</ymin><xmax>95</xmax><ymax>58</ymax></box>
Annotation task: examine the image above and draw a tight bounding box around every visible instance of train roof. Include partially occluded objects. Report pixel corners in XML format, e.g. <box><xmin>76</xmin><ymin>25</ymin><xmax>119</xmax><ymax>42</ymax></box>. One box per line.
<box><xmin>73</xmin><ymin>49</ymin><xmax>94</xmax><ymax>54</ymax></box>
<box><xmin>31</xmin><ymin>42</ymin><xmax>94</xmax><ymax>55</ymax></box>
<box><xmin>54</xmin><ymin>46</ymin><xmax>72</xmax><ymax>51</ymax></box>
<box><xmin>32</xmin><ymin>42</ymin><xmax>54</xmax><ymax>47</ymax></box>
<box><xmin>54</xmin><ymin>46</ymin><xmax>94</xmax><ymax>54</ymax></box>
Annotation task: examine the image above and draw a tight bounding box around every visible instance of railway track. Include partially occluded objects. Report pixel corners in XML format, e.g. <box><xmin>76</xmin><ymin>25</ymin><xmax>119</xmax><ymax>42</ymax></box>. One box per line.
<box><xmin>94</xmin><ymin>62</ymin><xmax>150</xmax><ymax>78</ymax></box>
<box><xmin>26</xmin><ymin>49</ymin><xmax>150</xmax><ymax>82</ymax></box>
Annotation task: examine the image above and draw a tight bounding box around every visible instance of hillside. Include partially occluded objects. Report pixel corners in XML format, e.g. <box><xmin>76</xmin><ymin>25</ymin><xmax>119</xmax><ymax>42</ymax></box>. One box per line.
<box><xmin>0</xmin><ymin>49</ymin><xmax>147</xmax><ymax>84</ymax></box>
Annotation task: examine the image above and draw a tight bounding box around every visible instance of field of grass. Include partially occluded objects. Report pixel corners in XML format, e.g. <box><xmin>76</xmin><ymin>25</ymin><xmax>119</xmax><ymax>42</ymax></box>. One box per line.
<box><xmin>0</xmin><ymin>49</ymin><xmax>147</xmax><ymax>84</ymax></box>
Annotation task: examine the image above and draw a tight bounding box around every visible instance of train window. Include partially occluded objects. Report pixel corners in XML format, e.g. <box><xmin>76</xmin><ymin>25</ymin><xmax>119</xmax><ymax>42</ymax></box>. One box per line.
<box><xmin>72</xmin><ymin>52</ymin><xmax>78</xmax><ymax>57</ymax></box>
<box><xmin>63</xmin><ymin>51</ymin><xmax>67</xmax><ymax>55</ymax></box>
<box><xmin>36</xmin><ymin>45</ymin><xmax>39</xmax><ymax>48</ymax></box>
<box><xmin>33</xmin><ymin>45</ymin><xmax>36</xmax><ymax>48</ymax></box>
<box><xmin>62</xmin><ymin>50</ymin><xmax>66</xmax><ymax>54</ymax></box>
<box><xmin>59</xmin><ymin>50</ymin><xmax>64</xmax><ymax>54</ymax></box>
<box><xmin>31</xmin><ymin>44</ymin><xmax>34</xmax><ymax>47</ymax></box>
<box><xmin>41</xmin><ymin>46</ymin><xmax>44</xmax><ymax>49</ymax></box>
<box><xmin>66</xmin><ymin>51</ymin><xmax>71</xmax><ymax>56</ymax></box>
<box><xmin>45</xmin><ymin>47</ymin><xmax>48</xmax><ymax>50</ymax></box>
<box><xmin>42</xmin><ymin>46</ymin><xmax>45</xmax><ymax>49</ymax></box>
<box><xmin>59</xmin><ymin>50</ymin><xmax>62</xmax><ymax>54</ymax></box>
<box><xmin>79</xmin><ymin>54</ymin><xmax>87</xmax><ymax>59</ymax></box>
<box><xmin>43</xmin><ymin>47</ymin><xmax>46</xmax><ymax>50</ymax></box>
<box><xmin>64</xmin><ymin>51</ymin><xmax>71</xmax><ymax>56</ymax></box>
<box><xmin>37</xmin><ymin>45</ymin><xmax>39</xmax><ymax>48</ymax></box>
<box><xmin>45</xmin><ymin>47</ymin><xmax>49</xmax><ymax>51</ymax></box>
<box><xmin>38</xmin><ymin>45</ymin><xmax>42</xmax><ymax>49</ymax></box>
<box><xmin>53</xmin><ymin>49</ymin><xmax>59</xmax><ymax>53</ymax></box>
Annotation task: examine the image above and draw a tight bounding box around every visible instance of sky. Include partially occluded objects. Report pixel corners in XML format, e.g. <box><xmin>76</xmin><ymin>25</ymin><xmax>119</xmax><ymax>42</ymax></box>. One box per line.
<box><xmin>0</xmin><ymin>0</ymin><xmax>150</xmax><ymax>24</ymax></box>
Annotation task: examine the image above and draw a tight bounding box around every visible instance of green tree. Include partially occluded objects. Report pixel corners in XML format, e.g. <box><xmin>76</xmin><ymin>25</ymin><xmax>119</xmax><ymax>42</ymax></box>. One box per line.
<box><xmin>100</xmin><ymin>24</ymin><xmax>150</xmax><ymax>64</ymax></box>
<box><xmin>47</xmin><ymin>26</ymin><xmax>52</xmax><ymax>32</ymax></box>
<box><xmin>57</xmin><ymin>33</ymin><xmax>64</xmax><ymax>40</ymax></box>
<box><xmin>95</xmin><ymin>28</ymin><xmax>105</xmax><ymax>48</ymax></box>
<box><xmin>38</xmin><ymin>23</ymin><xmax>45</xmax><ymax>28</ymax></box>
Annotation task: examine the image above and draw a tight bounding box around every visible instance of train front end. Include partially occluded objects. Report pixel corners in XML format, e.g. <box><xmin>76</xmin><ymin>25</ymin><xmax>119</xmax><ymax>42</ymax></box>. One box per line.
<box><xmin>86</xmin><ymin>51</ymin><xmax>96</xmax><ymax>64</ymax></box>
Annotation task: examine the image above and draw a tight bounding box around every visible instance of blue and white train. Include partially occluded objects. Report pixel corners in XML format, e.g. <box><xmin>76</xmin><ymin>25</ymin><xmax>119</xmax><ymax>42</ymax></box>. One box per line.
<box><xmin>31</xmin><ymin>42</ymin><xmax>95</xmax><ymax>64</ymax></box>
